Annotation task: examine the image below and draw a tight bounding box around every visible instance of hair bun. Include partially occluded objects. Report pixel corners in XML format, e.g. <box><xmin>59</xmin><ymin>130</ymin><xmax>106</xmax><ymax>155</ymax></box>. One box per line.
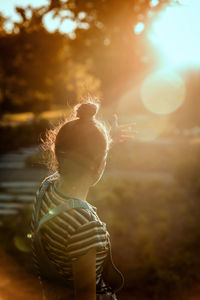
<box><xmin>76</xmin><ymin>102</ymin><xmax>98</xmax><ymax>121</ymax></box>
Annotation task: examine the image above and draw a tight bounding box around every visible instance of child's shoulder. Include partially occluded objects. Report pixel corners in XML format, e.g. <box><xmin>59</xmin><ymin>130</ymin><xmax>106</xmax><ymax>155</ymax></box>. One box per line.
<box><xmin>37</xmin><ymin>172</ymin><xmax>59</xmax><ymax>195</ymax></box>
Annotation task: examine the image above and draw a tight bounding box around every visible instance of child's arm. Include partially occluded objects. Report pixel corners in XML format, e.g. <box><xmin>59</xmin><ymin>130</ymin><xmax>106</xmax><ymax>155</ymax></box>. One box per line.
<box><xmin>72</xmin><ymin>248</ymin><xmax>96</xmax><ymax>300</ymax></box>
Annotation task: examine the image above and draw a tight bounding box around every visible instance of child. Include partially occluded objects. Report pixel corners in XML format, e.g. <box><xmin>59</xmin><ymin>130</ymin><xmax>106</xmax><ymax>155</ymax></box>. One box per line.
<box><xmin>30</xmin><ymin>100</ymin><xmax>136</xmax><ymax>300</ymax></box>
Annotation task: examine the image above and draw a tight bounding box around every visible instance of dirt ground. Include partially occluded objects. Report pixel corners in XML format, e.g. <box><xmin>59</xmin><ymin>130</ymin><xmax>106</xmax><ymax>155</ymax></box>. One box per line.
<box><xmin>0</xmin><ymin>249</ymin><xmax>42</xmax><ymax>300</ymax></box>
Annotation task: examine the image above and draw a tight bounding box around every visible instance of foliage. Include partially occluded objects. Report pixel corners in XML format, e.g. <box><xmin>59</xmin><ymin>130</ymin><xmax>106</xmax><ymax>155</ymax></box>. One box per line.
<box><xmin>0</xmin><ymin>1</ymin><xmax>199</xmax><ymax>128</ymax></box>
<box><xmin>0</xmin><ymin>28</ymin><xmax>102</xmax><ymax>113</ymax></box>
<box><xmin>0</xmin><ymin>0</ymin><xmax>170</xmax><ymax>113</ymax></box>
<box><xmin>0</xmin><ymin>108</ymin><xmax>70</xmax><ymax>154</ymax></box>
<box><xmin>88</xmin><ymin>175</ymin><xmax>200</xmax><ymax>299</ymax></box>
<box><xmin>0</xmin><ymin>119</ymin><xmax>49</xmax><ymax>153</ymax></box>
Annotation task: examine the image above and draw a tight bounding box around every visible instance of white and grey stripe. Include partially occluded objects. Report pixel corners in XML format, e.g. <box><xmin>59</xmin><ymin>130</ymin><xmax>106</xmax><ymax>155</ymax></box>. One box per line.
<box><xmin>30</xmin><ymin>179</ymin><xmax>109</xmax><ymax>283</ymax></box>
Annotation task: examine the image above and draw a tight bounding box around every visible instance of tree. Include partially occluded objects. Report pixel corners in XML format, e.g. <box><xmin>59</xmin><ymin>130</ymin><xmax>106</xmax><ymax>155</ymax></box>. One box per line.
<box><xmin>47</xmin><ymin>0</ymin><xmax>172</xmax><ymax>105</ymax></box>
<box><xmin>0</xmin><ymin>6</ymin><xmax>101</xmax><ymax>113</ymax></box>
<box><xmin>0</xmin><ymin>0</ymin><xmax>173</xmax><ymax>113</ymax></box>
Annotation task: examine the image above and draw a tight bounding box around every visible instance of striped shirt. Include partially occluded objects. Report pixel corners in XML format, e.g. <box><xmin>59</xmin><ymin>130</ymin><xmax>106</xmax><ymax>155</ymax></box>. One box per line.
<box><xmin>30</xmin><ymin>175</ymin><xmax>110</xmax><ymax>284</ymax></box>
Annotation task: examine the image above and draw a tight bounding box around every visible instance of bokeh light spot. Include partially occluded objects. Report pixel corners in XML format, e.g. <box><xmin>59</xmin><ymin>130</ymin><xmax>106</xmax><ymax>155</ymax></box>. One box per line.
<box><xmin>59</xmin><ymin>19</ymin><xmax>77</xmax><ymax>34</ymax></box>
<box><xmin>141</xmin><ymin>69</ymin><xmax>185</xmax><ymax>115</ymax></box>
<box><xmin>43</xmin><ymin>10</ymin><xmax>77</xmax><ymax>34</ymax></box>
<box><xmin>26</xmin><ymin>233</ymin><xmax>32</xmax><ymax>239</ymax></box>
<box><xmin>43</xmin><ymin>11</ymin><xmax>60</xmax><ymax>33</ymax></box>
<box><xmin>150</xmin><ymin>0</ymin><xmax>159</xmax><ymax>8</ymax></box>
<box><xmin>134</xmin><ymin>22</ymin><xmax>145</xmax><ymax>35</ymax></box>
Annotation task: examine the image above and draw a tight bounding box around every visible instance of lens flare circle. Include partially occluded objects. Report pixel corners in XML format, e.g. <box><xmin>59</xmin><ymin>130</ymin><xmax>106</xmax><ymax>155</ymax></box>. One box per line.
<box><xmin>13</xmin><ymin>235</ymin><xmax>31</xmax><ymax>253</ymax></box>
<box><xmin>141</xmin><ymin>69</ymin><xmax>185</xmax><ymax>115</ymax></box>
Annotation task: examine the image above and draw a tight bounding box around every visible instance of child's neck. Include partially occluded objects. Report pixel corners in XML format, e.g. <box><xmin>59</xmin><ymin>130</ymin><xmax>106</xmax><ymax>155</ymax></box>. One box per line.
<box><xmin>55</xmin><ymin>176</ymin><xmax>90</xmax><ymax>202</ymax></box>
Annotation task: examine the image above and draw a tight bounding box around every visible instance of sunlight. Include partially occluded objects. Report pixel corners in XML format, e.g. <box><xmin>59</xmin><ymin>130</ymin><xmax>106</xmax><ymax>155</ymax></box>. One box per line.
<box><xmin>149</xmin><ymin>0</ymin><xmax>200</xmax><ymax>66</ymax></box>
<box><xmin>117</xmin><ymin>82</ymin><xmax>169</xmax><ymax>141</ymax></box>
<box><xmin>140</xmin><ymin>69</ymin><xmax>185</xmax><ymax>115</ymax></box>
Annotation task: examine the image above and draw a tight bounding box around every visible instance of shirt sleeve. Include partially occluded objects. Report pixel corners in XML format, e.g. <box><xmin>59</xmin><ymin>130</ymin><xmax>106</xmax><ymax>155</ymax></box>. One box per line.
<box><xmin>66</xmin><ymin>208</ymin><xmax>109</xmax><ymax>262</ymax></box>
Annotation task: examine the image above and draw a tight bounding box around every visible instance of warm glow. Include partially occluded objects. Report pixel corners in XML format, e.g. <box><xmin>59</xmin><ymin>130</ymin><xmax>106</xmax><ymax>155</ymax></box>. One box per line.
<box><xmin>141</xmin><ymin>69</ymin><xmax>185</xmax><ymax>115</ymax></box>
<box><xmin>134</xmin><ymin>115</ymin><xmax>168</xmax><ymax>142</ymax></box>
<box><xmin>149</xmin><ymin>0</ymin><xmax>200</xmax><ymax>66</ymax></box>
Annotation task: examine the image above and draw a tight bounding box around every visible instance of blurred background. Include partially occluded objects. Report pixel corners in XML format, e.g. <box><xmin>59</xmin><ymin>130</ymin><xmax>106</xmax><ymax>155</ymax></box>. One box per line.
<box><xmin>0</xmin><ymin>0</ymin><xmax>200</xmax><ymax>299</ymax></box>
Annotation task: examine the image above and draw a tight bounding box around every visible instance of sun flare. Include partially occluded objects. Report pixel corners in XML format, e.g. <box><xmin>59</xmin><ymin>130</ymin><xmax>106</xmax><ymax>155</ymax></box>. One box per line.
<box><xmin>149</xmin><ymin>0</ymin><xmax>200</xmax><ymax>66</ymax></box>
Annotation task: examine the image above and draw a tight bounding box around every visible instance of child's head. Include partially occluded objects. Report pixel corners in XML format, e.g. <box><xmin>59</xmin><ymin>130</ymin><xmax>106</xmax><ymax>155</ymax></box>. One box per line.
<box><xmin>43</xmin><ymin>101</ymin><xmax>111</xmax><ymax>185</ymax></box>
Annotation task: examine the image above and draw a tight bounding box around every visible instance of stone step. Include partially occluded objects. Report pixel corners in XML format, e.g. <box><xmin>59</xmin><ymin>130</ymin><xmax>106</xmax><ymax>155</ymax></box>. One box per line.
<box><xmin>0</xmin><ymin>182</ymin><xmax>40</xmax><ymax>189</ymax></box>
<box><xmin>5</xmin><ymin>188</ymin><xmax>36</xmax><ymax>195</ymax></box>
<box><xmin>18</xmin><ymin>146</ymin><xmax>39</xmax><ymax>155</ymax></box>
<box><xmin>0</xmin><ymin>193</ymin><xmax>35</xmax><ymax>202</ymax></box>
<box><xmin>0</xmin><ymin>209</ymin><xmax>18</xmax><ymax>215</ymax></box>
<box><xmin>0</xmin><ymin>162</ymin><xmax>25</xmax><ymax>169</ymax></box>
<box><xmin>0</xmin><ymin>146</ymin><xmax>40</xmax><ymax>168</ymax></box>
<box><xmin>0</xmin><ymin>154</ymin><xmax>26</xmax><ymax>162</ymax></box>
<box><xmin>0</xmin><ymin>203</ymin><xmax>25</xmax><ymax>209</ymax></box>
